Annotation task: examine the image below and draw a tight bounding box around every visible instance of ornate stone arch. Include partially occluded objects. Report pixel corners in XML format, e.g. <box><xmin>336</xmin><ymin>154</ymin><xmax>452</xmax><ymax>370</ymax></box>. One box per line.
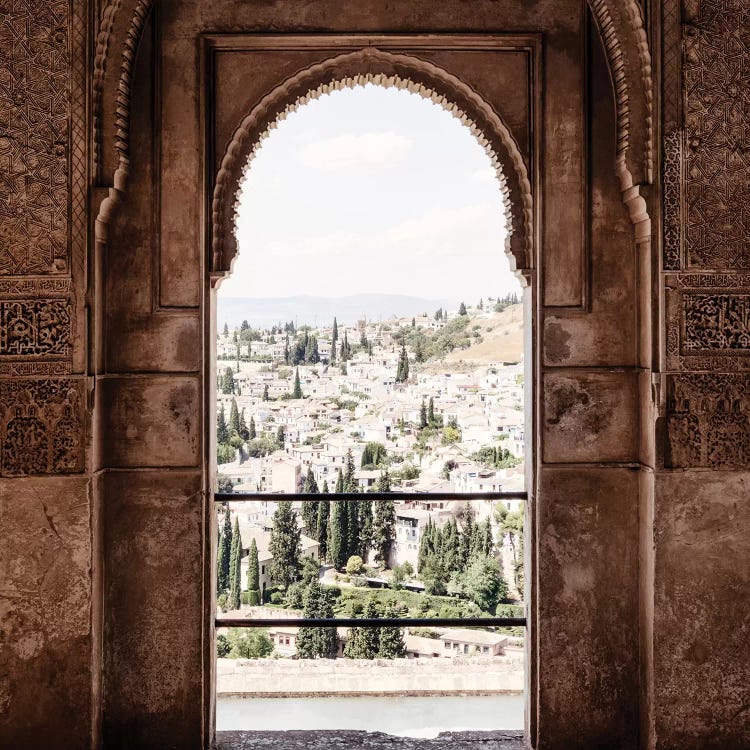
<box><xmin>209</xmin><ymin>48</ymin><xmax>533</xmax><ymax>284</ymax></box>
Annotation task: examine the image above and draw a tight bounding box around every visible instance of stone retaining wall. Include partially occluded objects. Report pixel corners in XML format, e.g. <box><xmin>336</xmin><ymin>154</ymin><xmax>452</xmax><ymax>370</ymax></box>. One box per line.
<box><xmin>217</xmin><ymin>657</ymin><xmax>524</xmax><ymax>697</ymax></box>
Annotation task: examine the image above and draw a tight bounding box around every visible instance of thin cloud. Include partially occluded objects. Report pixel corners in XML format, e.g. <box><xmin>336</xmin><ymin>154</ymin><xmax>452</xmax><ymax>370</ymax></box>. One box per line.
<box><xmin>300</xmin><ymin>131</ymin><xmax>412</xmax><ymax>170</ymax></box>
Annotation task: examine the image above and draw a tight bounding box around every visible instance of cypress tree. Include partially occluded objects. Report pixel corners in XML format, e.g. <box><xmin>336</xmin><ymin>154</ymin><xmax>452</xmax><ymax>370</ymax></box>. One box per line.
<box><xmin>228</xmin><ymin>516</ymin><xmax>242</xmax><ymax>610</ymax></box>
<box><xmin>428</xmin><ymin>396</ymin><xmax>435</xmax><ymax>425</ymax></box>
<box><xmin>357</xmin><ymin>500</ymin><xmax>373</xmax><ymax>559</ymax></box>
<box><xmin>471</xmin><ymin>522</ymin><xmax>484</xmax><ymax>560</ymax></box>
<box><xmin>239</xmin><ymin>408</ymin><xmax>249</xmax><ymax>440</ymax></box>
<box><xmin>328</xmin><ymin>500</ymin><xmax>349</xmax><ymax>570</ymax></box>
<box><xmin>459</xmin><ymin>302</ymin><xmax>468</xmax><ymax>316</ymax></box>
<box><xmin>229</xmin><ymin>398</ymin><xmax>240</xmax><ymax>436</ymax></box>
<box><xmin>249</xmin><ymin>415</ymin><xmax>257</xmax><ymax>440</ymax></box>
<box><xmin>269</xmin><ymin>501</ymin><xmax>301</xmax><ymax>589</ymax></box>
<box><xmin>343</xmin><ymin>449</ymin><xmax>356</xmax><ymax>492</ymax></box>
<box><xmin>247</xmin><ymin>538</ymin><xmax>260</xmax><ymax>597</ymax></box>
<box><xmin>222</xmin><ymin>367</ymin><xmax>235</xmax><ymax>395</ymax></box>
<box><xmin>481</xmin><ymin>517</ymin><xmax>494</xmax><ymax>556</ymax></box>
<box><xmin>347</xmin><ymin>499</ymin><xmax>360</xmax><ymax>560</ymax></box>
<box><xmin>417</xmin><ymin>517</ymin><xmax>433</xmax><ymax>573</ymax></box>
<box><xmin>419</xmin><ymin>399</ymin><xmax>428</xmax><ymax>429</ymax></box>
<box><xmin>378</xmin><ymin>601</ymin><xmax>406</xmax><ymax>658</ymax></box>
<box><xmin>331</xmin><ymin>318</ymin><xmax>338</xmax><ymax>364</ymax></box>
<box><xmin>217</xmin><ymin>404</ymin><xmax>229</xmax><ymax>444</ymax></box>
<box><xmin>372</xmin><ymin>487</ymin><xmax>395</xmax><ymax>567</ymax></box>
<box><xmin>292</xmin><ymin>368</ymin><xmax>303</xmax><ymax>399</ymax></box>
<box><xmin>223</xmin><ymin>322</ymin><xmax>229</xmax><ymax>336</ymax></box>
<box><xmin>263</xmin><ymin>384</ymin><xmax>269</xmax><ymax>401</ymax></box>
<box><xmin>335</xmin><ymin>469</ymin><xmax>344</xmax><ymax>494</ymax></box>
<box><xmin>296</xmin><ymin>579</ymin><xmax>338</xmax><ymax>659</ymax></box>
<box><xmin>359</xmin><ymin>598</ymin><xmax>381</xmax><ymax>658</ymax></box>
<box><xmin>217</xmin><ymin>509</ymin><xmax>232</xmax><ymax>592</ymax></box>
<box><xmin>316</xmin><ymin>497</ymin><xmax>330</xmax><ymax>562</ymax></box>
<box><xmin>301</xmin><ymin>468</ymin><xmax>320</xmax><ymax>535</ymax></box>
<box><xmin>276</xmin><ymin>425</ymin><xmax>286</xmax><ymax>445</ymax></box>
<box><xmin>284</xmin><ymin>335</ymin><xmax>290</xmax><ymax>365</ymax></box>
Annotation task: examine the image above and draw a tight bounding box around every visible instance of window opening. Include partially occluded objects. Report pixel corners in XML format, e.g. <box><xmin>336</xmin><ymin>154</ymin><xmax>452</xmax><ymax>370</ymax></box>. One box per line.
<box><xmin>213</xmin><ymin>83</ymin><xmax>528</xmax><ymax>738</ymax></box>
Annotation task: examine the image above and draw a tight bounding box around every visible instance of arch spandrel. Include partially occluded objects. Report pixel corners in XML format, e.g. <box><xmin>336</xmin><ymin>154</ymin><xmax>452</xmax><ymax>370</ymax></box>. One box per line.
<box><xmin>208</xmin><ymin>49</ymin><xmax>534</xmax><ymax>288</ymax></box>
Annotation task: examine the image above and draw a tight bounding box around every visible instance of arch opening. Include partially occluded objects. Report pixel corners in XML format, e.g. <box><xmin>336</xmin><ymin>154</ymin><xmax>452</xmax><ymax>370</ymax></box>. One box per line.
<box><xmin>211</xmin><ymin>78</ymin><xmax>532</xmax><ymax>740</ymax></box>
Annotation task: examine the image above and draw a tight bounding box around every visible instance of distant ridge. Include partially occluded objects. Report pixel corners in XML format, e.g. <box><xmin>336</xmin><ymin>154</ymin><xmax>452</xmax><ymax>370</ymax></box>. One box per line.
<box><xmin>217</xmin><ymin>294</ymin><xmax>461</xmax><ymax>329</ymax></box>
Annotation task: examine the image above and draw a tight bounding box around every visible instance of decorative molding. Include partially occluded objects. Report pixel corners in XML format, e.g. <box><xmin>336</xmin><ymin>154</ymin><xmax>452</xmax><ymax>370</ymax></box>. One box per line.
<box><xmin>666</xmin><ymin>373</ymin><xmax>750</xmax><ymax>468</ymax></box>
<box><xmin>663</xmin><ymin>130</ymin><xmax>682</xmax><ymax>270</ymax></box>
<box><xmin>587</xmin><ymin>0</ymin><xmax>653</xmax><ymax>187</ymax></box>
<box><xmin>0</xmin><ymin>378</ymin><xmax>85</xmax><ymax>476</ymax></box>
<box><xmin>683</xmin><ymin>0</ymin><xmax>750</xmax><ymax>269</ymax></box>
<box><xmin>0</xmin><ymin>0</ymin><xmax>72</xmax><ymax>275</ymax></box>
<box><xmin>210</xmin><ymin>48</ymin><xmax>533</xmax><ymax>285</ymax></box>
<box><xmin>665</xmin><ymin>274</ymin><xmax>750</xmax><ymax>371</ymax></box>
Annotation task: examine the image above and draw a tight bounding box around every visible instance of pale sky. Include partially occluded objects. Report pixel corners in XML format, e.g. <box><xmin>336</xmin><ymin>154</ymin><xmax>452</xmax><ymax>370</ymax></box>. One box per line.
<box><xmin>221</xmin><ymin>85</ymin><xmax>522</xmax><ymax>302</ymax></box>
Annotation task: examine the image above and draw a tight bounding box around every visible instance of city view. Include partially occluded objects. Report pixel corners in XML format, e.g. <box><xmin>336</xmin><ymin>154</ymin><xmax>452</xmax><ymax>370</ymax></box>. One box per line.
<box><xmin>213</xmin><ymin>85</ymin><xmax>526</xmax><ymax>735</ymax></box>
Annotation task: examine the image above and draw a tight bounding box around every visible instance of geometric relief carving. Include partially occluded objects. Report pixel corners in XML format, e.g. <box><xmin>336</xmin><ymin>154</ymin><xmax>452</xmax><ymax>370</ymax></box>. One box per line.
<box><xmin>0</xmin><ymin>379</ymin><xmax>84</xmax><ymax>475</ymax></box>
<box><xmin>0</xmin><ymin>278</ymin><xmax>73</xmax><ymax>374</ymax></box>
<box><xmin>0</xmin><ymin>0</ymin><xmax>71</xmax><ymax>275</ymax></box>
<box><xmin>683</xmin><ymin>0</ymin><xmax>750</xmax><ymax>269</ymax></box>
<box><xmin>666</xmin><ymin>374</ymin><xmax>750</xmax><ymax>469</ymax></box>
<box><xmin>665</xmin><ymin>273</ymin><xmax>750</xmax><ymax>371</ymax></box>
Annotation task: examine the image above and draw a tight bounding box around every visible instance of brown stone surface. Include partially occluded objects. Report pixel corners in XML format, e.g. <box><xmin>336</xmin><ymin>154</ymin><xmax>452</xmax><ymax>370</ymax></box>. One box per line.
<box><xmin>542</xmin><ymin>371</ymin><xmax>639</xmax><ymax>463</ymax></box>
<box><xmin>217</xmin><ymin>730</ymin><xmax>525</xmax><ymax>750</ymax></box>
<box><xmin>102</xmin><ymin>470</ymin><xmax>204</xmax><ymax>749</ymax></box>
<box><xmin>652</xmin><ymin>472</ymin><xmax>750</xmax><ymax>750</ymax></box>
<box><xmin>0</xmin><ymin>477</ymin><xmax>93</xmax><ymax>750</ymax></box>
<box><xmin>99</xmin><ymin>376</ymin><xmax>201</xmax><ymax>468</ymax></box>
<box><xmin>537</xmin><ymin>467</ymin><xmax>640</xmax><ymax>750</ymax></box>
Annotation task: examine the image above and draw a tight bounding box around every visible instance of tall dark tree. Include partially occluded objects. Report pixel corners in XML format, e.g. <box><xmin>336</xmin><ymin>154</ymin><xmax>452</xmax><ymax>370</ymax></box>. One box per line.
<box><xmin>292</xmin><ymin>368</ymin><xmax>303</xmax><ymax>399</ymax></box>
<box><xmin>228</xmin><ymin>516</ymin><xmax>243</xmax><ymax>610</ymax></box>
<box><xmin>269</xmin><ymin>501</ymin><xmax>301</xmax><ymax>589</ymax></box>
<box><xmin>459</xmin><ymin>302</ymin><xmax>468</xmax><ymax>316</ymax></box>
<box><xmin>316</xmin><ymin>495</ymin><xmax>330</xmax><ymax>562</ymax></box>
<box><xmin>217</xmin><ymin>404</ymin><xmax>229</xmax><ymax>444</ymax></box>
<box><xmin>217</xmin><ymin>509</ymin><xmax>232</xmax><ymax>592</ymax></box>
<box><xmin>378</xmin><ymin>601</ymin><xmax>406</xmax><ymax>658</ymax></box>
<box><xmin>330</xmin><ymin>318</ymin><xmax>338</xmax><ymax>364</ymax></box>
<box><xmin>239</xmin><ymin>408</ymin><xmax>249</xmax><ymax>440</ymax></box>
<box><xmin>262</xmin><ymin>384</ymin><xmax>269</xmax><ymax>401</ymax></box>
<box><xmin>247</xmin><ymin>538</ymin><xmax>260</xmax><ymax>597</ymax></box>
<box><xmin>301</xmin><ymin>468</ymin><xmax>320</xmax><ymax>535</ymax></box>
<box><xmin>346</xmin><ymin>498</ymin><xmax>360</xmax><ymax>560</ymax></box>
<box><xmin>223</xmin><ymin>322</ymin><xmax>229</xmax><ymax>336</ymax></box>
<box><xmin>296</xmin><ymin>579</ymin><xmax>338</xmax><ymax>659</ymax></box>
<box><xmin>222</xmin><ymin>367</ymin><xmax>235</xmax><ymax>394</ymax></box>
<box><xmin>277</xmin><ymin>425</ymin><xmax>286</xmax><ymax>445</ymax></box>
<box><xmin>248</xmin><ymin>415</ymin><xmax>257</xmax><ymax>440</ymax></box>
<box><xmin>283</xmin><ymin>334</ymin><xmax>290</xmax><ymax>365</ymax></box>
<box><xmin>357</xmin><ymin>500</ymin><xmax>373</xmax><ymax>559</ymax></box>
<box><xmin>372</xmin><ymin>477</ymin><xmax>395</xmax><ymax>567</ymax></box>
<box><xmin>328</xmin><ymin>498</ymin><xmax>349</xmax><ymax>570</ymax></box>
<box><xmin>359</xmin><ymin>598</ymin><xmax>381</xmax><ymax>658</ymax></box>
<box><xmin>395</xmin><ymin>343</ymin><xmax>409</xmax><ymax>383</ymax></box>
<box><xmin>481</xmin><ymin>517</ymin><xmax>494</xmax><ymax>556</ymax></box>
<box><xmin>229</xmin><ymin>398</ymin><xmax>240</xmax><ymax>436</ymax></box>
<box><xmin>343</xmin><ymin>449</ymin><xmax>357</xmax><ymax>492</ymax></box>
<box><xmin>419</xmin><ymin>399</ymin><xmax>428</xmax><ymax>429</ymax></box>
<box><xmin>428</xmin><ymin>396</ymin><xmax>436</xmax><ymax>425</ymax></box>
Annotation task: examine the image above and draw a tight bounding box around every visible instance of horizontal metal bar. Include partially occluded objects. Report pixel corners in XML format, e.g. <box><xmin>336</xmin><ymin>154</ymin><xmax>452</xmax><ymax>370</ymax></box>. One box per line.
<box><xmin>214</xmin><ymin>491</ymin><xmax>527</xmax><ymax>503</ymax></box>
<box><xmin>216</xmin><ymin>617</ymin><xmax>526</xmax><ymax>628</ymax></box>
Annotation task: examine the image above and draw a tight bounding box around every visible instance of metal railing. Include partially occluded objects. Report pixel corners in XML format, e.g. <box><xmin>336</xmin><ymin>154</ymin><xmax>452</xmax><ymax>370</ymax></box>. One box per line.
<box><xmin>214</xmin><ymin>490</ymin><xmax>527</xmax><ymax>630</ymax></box>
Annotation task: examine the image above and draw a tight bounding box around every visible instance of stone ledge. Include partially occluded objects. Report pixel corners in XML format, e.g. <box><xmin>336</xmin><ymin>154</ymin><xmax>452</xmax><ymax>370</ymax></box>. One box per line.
<box><xmin>217</xmin><ymin>730</ymin><xmax>526</xmax><ymax>749</ymax></box>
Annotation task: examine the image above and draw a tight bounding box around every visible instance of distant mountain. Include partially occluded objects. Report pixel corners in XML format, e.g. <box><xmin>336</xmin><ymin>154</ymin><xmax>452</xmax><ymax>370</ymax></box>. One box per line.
<box><xmin>217</xmin><ymin>294</ymin><xmax>461</xmax><ymax>329</ymax></box>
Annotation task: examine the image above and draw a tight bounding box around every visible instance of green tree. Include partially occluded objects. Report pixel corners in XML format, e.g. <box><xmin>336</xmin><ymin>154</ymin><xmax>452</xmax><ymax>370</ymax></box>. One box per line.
<box><xmin>458</xmin><ymin>302</ymin><xmax>467</xmax><ymax>316</ymax></box>
<box><xmin>276</xmin><ymin>425</ymin><xmax>286</xmax><ymax>445</ymax></box>
<box><xmin>217</xmin><ymin>509</ymin><xmax>232</xmax><ymax>592</ymax></box>
<box><xmin>296</xmin><ymin>579</ymin><xmax>338</xmax><ymax>658</ymax></box>
<box><xmin>217</xmin><ymin>404</ymin><xmax>229</xmax><ymax>444</ymax></box>
<box><xmin>328</xmin><ymin>498</ymin><xmax>349</xmax><ymax>570</ymax></box>
<box><xmin>372</xmin><ymin>491</ymin><xmax>395</xmax><ymax>567</ymax></box>
<box><xmin>249</xmin><ymin>415</ymin><xmax>257</xmax><ymax>440</ymax></box>
<box><xmin>262</xmin><ymin>384</ymin><xmax>270</xmax><ymax>401</ymax></box>
<box><xmin>428</xmin><ymin>396</ymin><xmax>436</xmax><ymax>425</ymax></box>
<box><xmin>345</xmin><ymin>598</ymin><xmax>381</xmax><ymax>659</ymax></box>
<box><xmin>346</xmin><ymin>555</ymin><xmax>364</xmax><ymax>575</ymax></box>
<box><xmin>357</xmin><ymin>499</ymin><xmax>373</xmax><ymax>559</ymax></box>
<box><xmin>378</xmin><ymin>601</ymin><xmax>406</xmax><ymax>658</ymax></box>
<box><xmin>222</xmin><ymin>367</ymin><xmax>235</xmax><ymax>395</ymax></box>
<box><xmin>292</xmin><ymin>368</ymin><xmax>303</xmax><ymax>399</ymax></box>
<box><xmin>419</xmin><ymin>400</ymin><xmax>428</xmax><ymax>429</ymax></box>
<box><xmin>229</xmin><ymin>398</ymin><xmax>240</xmax><ymax>436</ymax></box>
<box><xmin>228</xmin><ymin>516</ymin><xmax>243</xmax><ymax>610</ymax></box>
<box><xmin>223</xmin><ymin>628</ymin><xmax>273</xmax><ymax>659</ymax></box>
<box><xmin>247</xmin><ymin>537</ymin><xmax>260</xmax><ymax>602</ymax></box>
<box><xmin>361</xmin><ymin>442</ymin><xmax>387</xmax><ymax>468</ymax></box>
<box><xmin>395</xmin><ymin>343</ymin><xmax>409</xmax><ymax>383</ymax></box>
<box><xmin>223</xmin><ymin>322</ymin><xmax>229</xmax><ymax>336</ymax></box>
<box><xmin>316</xmin><ymin>495</ymin><xmax>330</xmax><ymax>562</ymax></box>
<box><xmin>460</xmin><ymin>554</ymin><xmax>507</xmax><ymax>612</ymax></box>
<box><xmin>301</xmin><ymin>468</ymin><xmax>320</xmax><ymax>535</ymax></box>
<box><xmin>239</xmin><ymin>409</ymin><xmax>249</xmax><ymax>440</ymax></box>
<box><xmin>269</xmin><ymin>501</ymin><xmax>301</xmax><ymax>589</ymax></box>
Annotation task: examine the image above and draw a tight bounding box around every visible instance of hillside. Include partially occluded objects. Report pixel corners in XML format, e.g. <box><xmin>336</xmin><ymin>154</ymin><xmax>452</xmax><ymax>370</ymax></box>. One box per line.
<box><xmin>442</xmin><ymin>303</ymin><xmax>523</xmax><ymax>364</ymax></box>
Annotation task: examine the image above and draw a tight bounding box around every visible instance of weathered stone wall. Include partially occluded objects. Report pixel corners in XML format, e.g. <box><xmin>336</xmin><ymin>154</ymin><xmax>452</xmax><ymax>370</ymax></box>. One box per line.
<box><xmin>0</xmin><ymin>2</ymin><xmax>94</xmax><ymax>749</ymax></box>
<box><xmin>653</xmin><ymin>2</ymin><xmax>750</xmax><ymax>747</ymax></box>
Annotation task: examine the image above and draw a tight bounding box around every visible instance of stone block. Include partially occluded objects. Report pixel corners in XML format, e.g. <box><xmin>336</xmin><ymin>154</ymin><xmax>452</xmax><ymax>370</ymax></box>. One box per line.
<box><xmin>653</xmin><ymin>472</ymin><xmax>750</xmax><ymax>750</ymax></box>
<box><xmin>100</xmin><ymin>376</ymin><xmax>201</xmax><ymax>468</ymax></box>
<box><xmin>537</xmin><ymin>467</ymin><xmax>640</xmax><ymax>750</ymax></box>
<box><xmin>0</xmin><ymin>477</ymin><xmax>93</xmax><ymax>750</ymax></box>
<box><xmin>543</xmin><ymin>370</ymin><xmax>638</xmax><ymax>463</ymax></box>
<box><xmin>103</xmin><ymin>470</ymin><xmax>204</xmax><ymax>749</ymax></box>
